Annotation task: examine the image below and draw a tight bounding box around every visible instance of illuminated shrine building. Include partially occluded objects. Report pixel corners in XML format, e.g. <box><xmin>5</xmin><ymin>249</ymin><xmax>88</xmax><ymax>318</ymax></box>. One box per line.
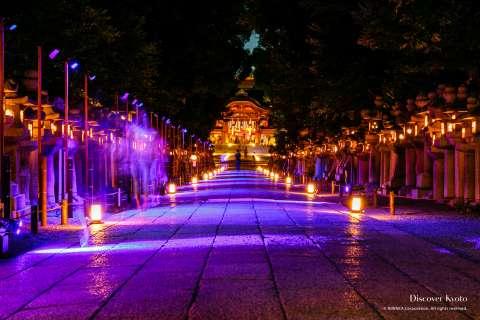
<box><xmin>210</xmin><ymin>89</ymin><xmax>275</xmax><ymax>146</ymax></box>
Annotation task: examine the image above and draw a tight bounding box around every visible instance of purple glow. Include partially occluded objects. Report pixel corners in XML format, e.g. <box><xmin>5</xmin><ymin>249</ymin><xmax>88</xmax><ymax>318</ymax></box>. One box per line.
<box><xmin>48</xmin><ymin>49</ymin><xmax>60</xmax><ymax>60</ymax></box>
<box><xmin>138</xmin><ymin>102</ymin><xmax>144</xmax><ymax>107</ymax></box>
<box><xmin>121</xmin><ymin>92</ymin><xmax>129</xmax><ymax>100</ymax></box>
<box><xmin>132</xmin><ymin>99</ymin><xmax>138</xmax><ymax>105</ymax></box>
<box><xmin>345</xmin><ymin>186</ymin><xmax>350</xmax><ymax>193</ymax></box>
<box><xmin>88</xmin><ymin>74</ymin><xmax>96</xmax><ymax>80</ymax></box>
<box><xmin>70</xmin><ymin>62</ymin><xmax>79</xmax><ymax>70</ymax></box>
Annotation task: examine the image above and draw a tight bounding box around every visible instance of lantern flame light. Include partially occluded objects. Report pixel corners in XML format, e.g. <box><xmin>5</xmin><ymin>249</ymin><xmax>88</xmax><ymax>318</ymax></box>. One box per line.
<box><xmin>90</xmin><ymin>204</ymin><xmax>103</xmax><ymax>223</ymax></box>
<box><xmin>351</xmin><ymin>196</ymin><xmax>363</xmax><ymax>213</ymax></box>
<box><xmin>307</xmin><ymin>183</ymin><xmax>315</xmax><ymax>194</ymax></box>
<box><xmin>168</xmin><ymin>183</ymin><xmax>176</xmax><ymax>194</ymax></box>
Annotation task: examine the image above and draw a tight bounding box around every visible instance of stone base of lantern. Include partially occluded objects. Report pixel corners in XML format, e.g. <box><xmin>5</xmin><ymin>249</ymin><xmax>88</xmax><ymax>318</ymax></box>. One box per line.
<box><xmin>416</xmin><ymin>173</ymin><xmax>432</xmax><ymax>189</ymax></box>
<box><xmin>410</xmin><ymin>188</ymin><xmax>432</xmax><ymax>199</ymax></box>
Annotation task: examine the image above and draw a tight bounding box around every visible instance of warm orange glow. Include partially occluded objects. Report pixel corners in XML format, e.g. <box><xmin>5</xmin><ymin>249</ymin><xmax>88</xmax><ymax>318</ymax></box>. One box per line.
<box><xmin>473</xmin><ymin>121</ymin><xmax>477</xmax><ymax>134</ymax></box>
<box><xmin>168</xmin><ymin>183</ymin><xmax>176</xmax><ymax>194</ymax></box>
<box><xmin>270</xmin><ymin>171</ymin><xmax>275</xmax><ymax>178</ymax></box>
<box><xmin>351</xmin><ymin>197</ymin><xmax>363</xmax><ymax>212</ymax></box>
<box><xmin>286</xmin><ymin>176</ymin><xmax>292</xmax><ymax>184</ymax></box>
<box><xmin>90</xmin><ymin>204</ymin><xmax>103</xmax><ymax>222</ymax></box>
<box><xmin>208</xmin><ymin>172</ymin><xmax>213</xmax><ymax>179</ymax></box>
<box><xmin>307</xmin><ymin>183</ymin><xmax>315</xmax><ymax>194</ymax></box>
<box><xmin>274</xmin><ymin>173</ymin><xmax>279</xmax><ymax>180</ymax></box>
<box><xmin>191</xmin><ymin>176</ymin><xmax>198</xmax><ymax>184</ymax></box>
<box><xmin>203</xmin><ymin>173</ymin><xmax>209</xmax><ymax>180</ymax></box>
<box><xmin>462</xmin><ymin>127</ymin><xmax>466</xmax><ymax>139</ymax></box>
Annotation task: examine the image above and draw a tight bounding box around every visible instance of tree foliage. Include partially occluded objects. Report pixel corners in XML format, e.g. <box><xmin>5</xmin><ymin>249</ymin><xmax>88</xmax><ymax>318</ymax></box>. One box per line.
<box><xmin>5</xmin><ymin>0</ymin><xmax>252</xmax><ymax>139</ymax></box>
<box><xmin>250</xmin><ymin>0</ymin><xmax>480</xmax><ymax>150</ymax></box>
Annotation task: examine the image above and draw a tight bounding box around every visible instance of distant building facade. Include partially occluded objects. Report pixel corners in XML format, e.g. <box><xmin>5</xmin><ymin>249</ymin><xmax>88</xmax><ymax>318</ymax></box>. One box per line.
<box><xmin>209</xmin><ymin>90</ymin><xmax>275</xmax><ymax>147</ymax></box>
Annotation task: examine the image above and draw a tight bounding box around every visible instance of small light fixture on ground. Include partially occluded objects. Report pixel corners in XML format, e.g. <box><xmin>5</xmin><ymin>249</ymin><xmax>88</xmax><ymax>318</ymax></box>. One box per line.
<box><xmin>203</xmin><ymin>173</ymin><xmax>209</xmax><ymax>180</ymax></box>
<box><xmin>350</xmin><ymin>196</ymin><xmax>364</xmax><ymax>213</ymax></box>
<box><xmin>274</xmin><ymin>173</ymin><xmax>279</xmax><ymax>180</ymax></box>
<box><xmin>168</xmin><ymin>183</ymin><xmax>176</xmax><ymax>194</ymax></box>
<box><xmin>306</xmin><ymin>183</ymin><xmax>315</xmax><ymax>194</ymax></box>
<box><xmin>286</xmin><ymin>176</ymin><xmax>292</xmax><ymax>184</ymax></box>
<box><xmin>90</xmin><ymin>204</ymin><xmax>103</xmax><ymax>224</ymax></box>
<box><xmin>191</xmin><ymin>176</ymin><xmax>198</xmax><ymax>184</ymax></box>
<box><xmin>208</xmin><ymin>172</ymin><xmax>213</xmax><ymax>179</ymax></box>
<box><xmin>257</xmin><ymin>166</ymin><xmax>262</xmax><ymax>171</ymax></box>
<box><xmin>270</xmin><ymin>171</ymin><xmax>275</xmax><ymax>178</ymax></box>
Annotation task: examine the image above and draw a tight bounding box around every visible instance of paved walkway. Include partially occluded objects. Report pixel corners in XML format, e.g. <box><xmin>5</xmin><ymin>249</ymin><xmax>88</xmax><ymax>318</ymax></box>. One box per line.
<box><xmin>1</xmin><ymin>170</ymin><xmax>480</xmax><ymax>320</ymax></box>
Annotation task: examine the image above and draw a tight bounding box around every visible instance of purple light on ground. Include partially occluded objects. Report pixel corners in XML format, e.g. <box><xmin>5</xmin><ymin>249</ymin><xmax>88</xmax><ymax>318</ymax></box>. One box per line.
<box><xmin>48</xmin><ymin>49</ymin><xmax>60</xmax><ymax>60</ymax></box>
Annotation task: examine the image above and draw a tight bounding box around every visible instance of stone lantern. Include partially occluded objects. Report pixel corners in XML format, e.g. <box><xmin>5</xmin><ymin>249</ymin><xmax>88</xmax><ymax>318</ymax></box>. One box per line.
<box><xmin>457</xmin><ymin>84</ymin><xmax>468</xmax><ymax>102</ymax></box>
<box><xmin>415</xmin><ymin>94</ymin><xmax>429</xmax><ymax>109</ymax></box>
<box><xmin>405</xmin><ymin>98</ymin><xmax>415</xmax><ymax>113</ymax></box>
<box><xmin>467</xmin><ymin>97</ymin><xmax>478</xmax><ymax>112</ymax></box>
<box><xmin>443</xmin><ymin>86</ymin><xmax>457</xmax><ymax>104</ymax></box>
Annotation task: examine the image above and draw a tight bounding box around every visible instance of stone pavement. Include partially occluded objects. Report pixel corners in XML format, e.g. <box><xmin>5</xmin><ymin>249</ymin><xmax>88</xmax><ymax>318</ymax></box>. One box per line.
<box><xmin>1</xmin><ymin>170</ymin><xmax>480</xmax><ymax>320</ymax></box>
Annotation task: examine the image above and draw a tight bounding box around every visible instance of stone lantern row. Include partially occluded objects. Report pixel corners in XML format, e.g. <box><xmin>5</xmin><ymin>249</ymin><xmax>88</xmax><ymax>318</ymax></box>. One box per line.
<box><xmin>2</xmin><ymin>86</ymin><xmax>212</xmax><ymax>220</ymax></box>
<box><xmin>310</xmin><ymin>83</ymin><xmax>480</xmax><ymax>205</ymax></box>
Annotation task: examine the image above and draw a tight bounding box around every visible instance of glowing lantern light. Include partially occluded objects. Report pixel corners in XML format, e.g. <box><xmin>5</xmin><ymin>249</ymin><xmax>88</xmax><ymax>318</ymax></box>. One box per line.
<box><xmin>257</xmin><ymin>166</ymin><xmax>262</xmax><ymax>171</ymax></box>
<box><xmin>306</xmin><ymin>183</ymin><xmax>315</xmax><ymax>194</ymax></box>
<box><xmin>274</xmin><ymin>173</ymin><xmax>279</xmax><ymax>180</ymax></box>
<box><xmin>351</xmin><ymin>196</ymin><xmax>363</xmax><ymax>213</ymax></box>
<box><xmin>208</xmin><ymin>172</ymin><xmax>213</xmax><ymax>179</ymax></box>
<box><xmin>473</xmin><ymin>121</ymin><xmax>477</xmax><ymax>134</ymax></box>
<box><xmin>286</xmin><ymin>176</ymin><xmax>292</xmax><ymax>184</ymax></box>
<box><xmin>70</xmin><ymin>61</ymin><xmax>79</xmax><ymax>70</ymax></box>
<box><xmin>270</xmin><ymin>171</ymin><xmax>275</xmax><ymax>178</ymax></box>
<box><xmin>90</xmin><ymin>204</ymin><xmax>103</xmax><ymax>223</ymax></box>
<box><xmin>49</xmin><ymin>49</ymin><xmax>60</xmax><ymax>60</ymax></box>
<box><xmin>462</xmin><ymin>127</ymin><xmax>466</xmax><ymax>139</ymax></box>
<box><xmin>168</xmin><ymin>183</ymin><xmax>176</xmax><ymax>194</ymax></box>
<box><xmin>191</xmin><ymin>176</ymin><xmax>198</xmax><ymax>184</ymax></box>
<box><xmin>203</xmin><ymin>173</ymin><xmax>209</xmax><ymax>180</ymax></box>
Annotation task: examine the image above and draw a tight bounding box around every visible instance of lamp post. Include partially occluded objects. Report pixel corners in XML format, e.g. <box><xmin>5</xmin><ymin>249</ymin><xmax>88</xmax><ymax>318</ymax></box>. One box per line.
<box><xmin>37</xmin><ymin>46</ymin><xmax>47</xmax><ymax>226</ymax></box>
<box><xmin>0</xmin><ymin>20</ymin><xmax>5</xmax><ymax>217</ymax></box>
<box><xmin>84</xmin><ymin>73</ymin><xmax>94</xmax><ymax>206</ymax></box>
<box><xmin>61</xmin><ymin>60</ymin><xmax>68</xmax><ymax>224</ymax></box>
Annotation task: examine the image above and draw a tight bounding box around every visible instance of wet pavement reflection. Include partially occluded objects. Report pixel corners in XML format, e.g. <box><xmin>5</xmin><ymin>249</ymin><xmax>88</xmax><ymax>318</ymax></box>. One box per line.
<box><xmin>0</xmin><ymin>169</ymin><xmax>479</xmax><ymax>319</ymax></box>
